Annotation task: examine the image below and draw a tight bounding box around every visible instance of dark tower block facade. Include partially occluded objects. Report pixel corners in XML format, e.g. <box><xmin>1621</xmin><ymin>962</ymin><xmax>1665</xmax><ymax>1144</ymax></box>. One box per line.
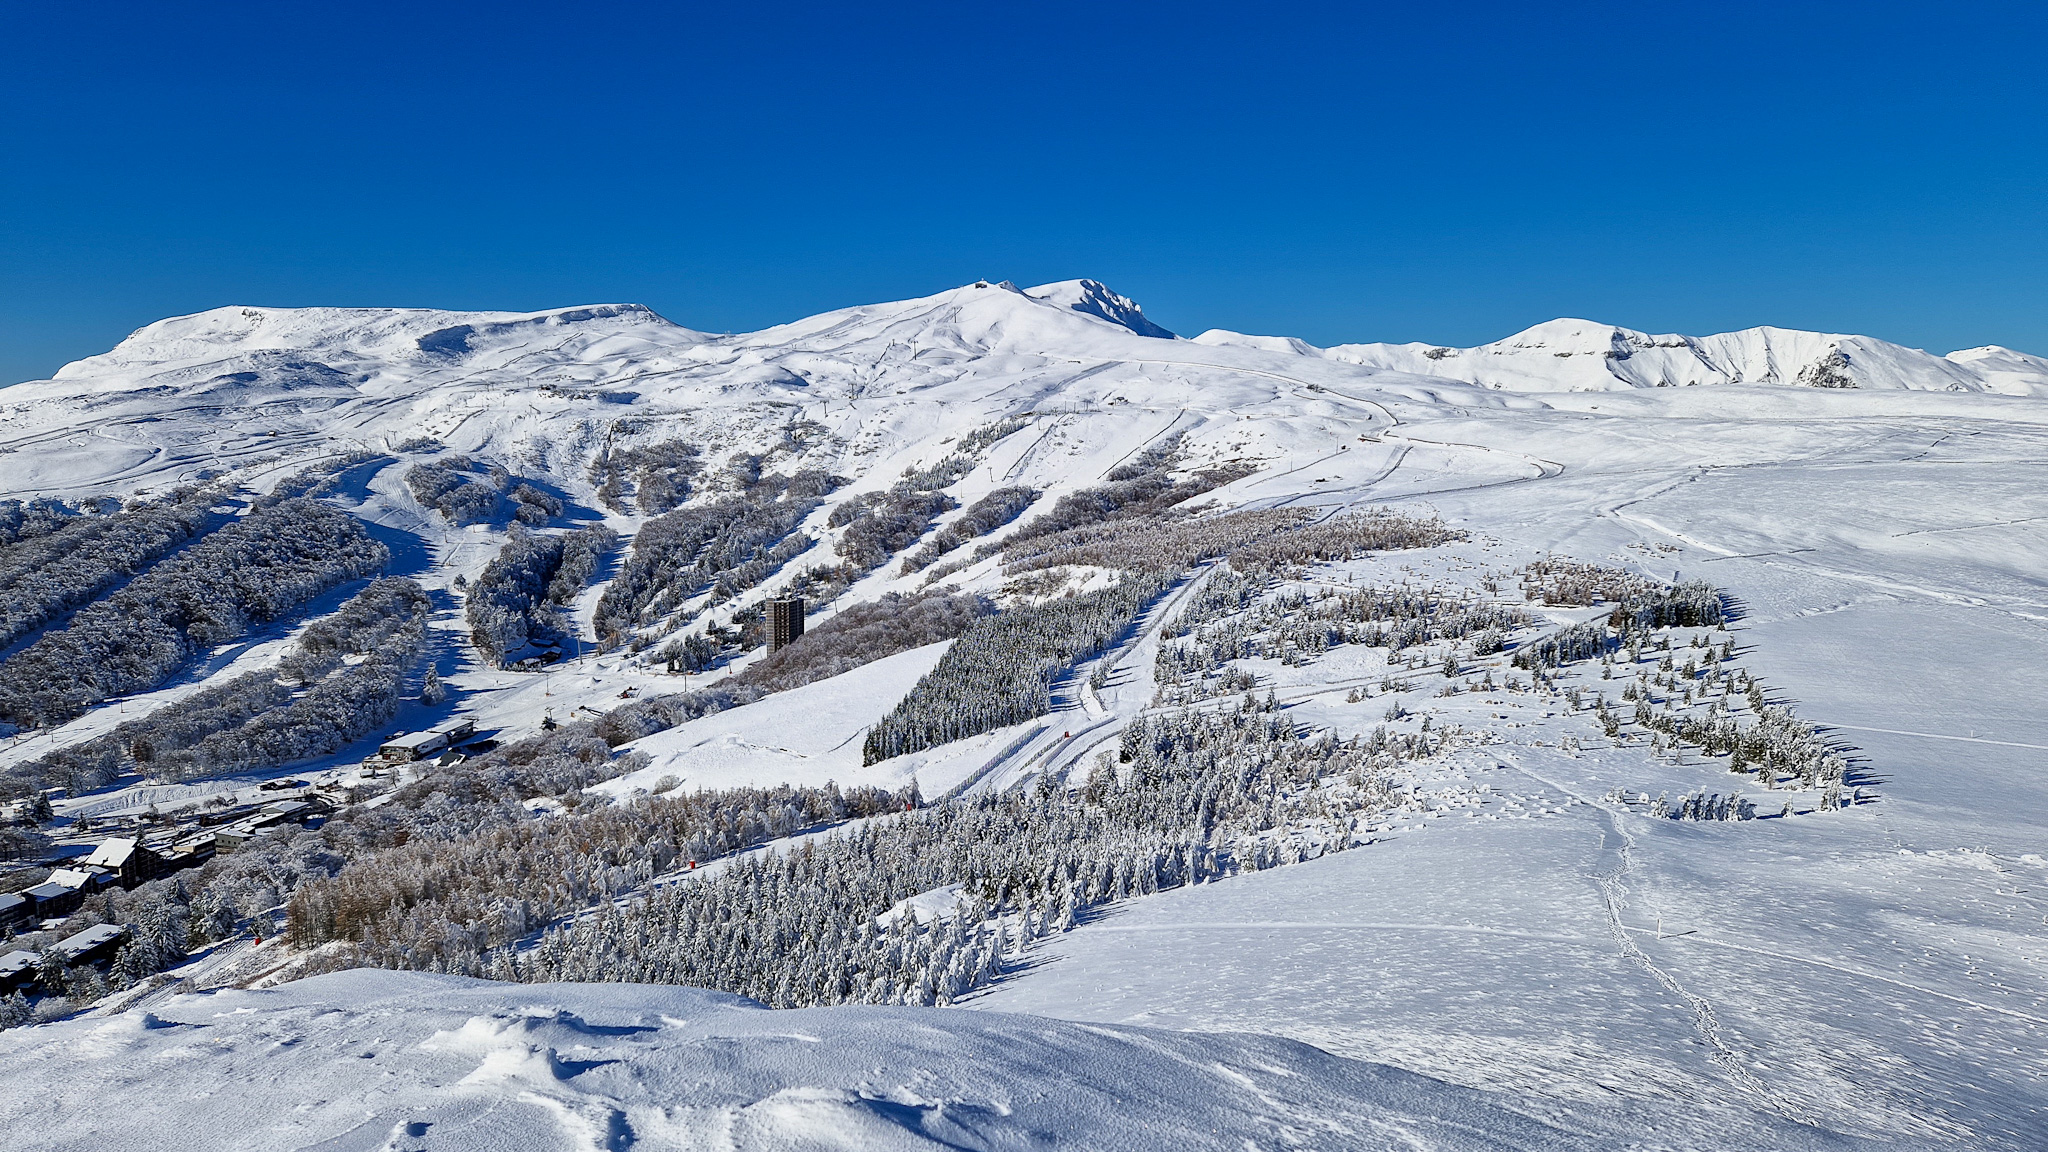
<box><xmin>769</xmin><ymin>597</ymin><xmax>805</xmax><ymax>652</ymax></box>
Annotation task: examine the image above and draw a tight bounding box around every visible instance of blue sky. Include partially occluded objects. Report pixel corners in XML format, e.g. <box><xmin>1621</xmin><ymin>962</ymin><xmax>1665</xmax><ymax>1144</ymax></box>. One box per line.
<box><xmin>1</xmin><ymin>1</ymin><xmax>2042</xmax><ymax>384</ymax></box>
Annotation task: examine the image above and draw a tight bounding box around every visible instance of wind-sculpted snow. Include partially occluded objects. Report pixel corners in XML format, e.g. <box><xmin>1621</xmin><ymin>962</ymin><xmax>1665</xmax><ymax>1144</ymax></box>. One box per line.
<box><xmin>0</xmin><ymin>969</ymin><xmax>1878</xmax><ymax>1152</ymax></box>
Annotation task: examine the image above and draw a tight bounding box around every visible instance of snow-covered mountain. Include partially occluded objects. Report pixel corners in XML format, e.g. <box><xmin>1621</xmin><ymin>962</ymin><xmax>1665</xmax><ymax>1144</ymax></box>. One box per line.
<box><xmin>0</xmin><ymin>280</ymin><xmax>1209</xmax><ymax>498</ymax></box>
<box><xmin>7</xmin><ymin>278</ymin><xmax>2040</xmax><ymax>505</ymax></box>
<box><xmin>1200</xmin><ymin>316</ymin><xmax>2048</xmax><ymax>395</ymax></box>
<box><xmin>3</xmin><ymin>281</ymin><xmax>2046</xmax><ymax>1151</ymax></box>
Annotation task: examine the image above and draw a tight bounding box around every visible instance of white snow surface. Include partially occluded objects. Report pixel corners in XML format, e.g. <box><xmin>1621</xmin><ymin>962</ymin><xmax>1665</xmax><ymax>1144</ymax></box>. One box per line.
<box><xmin>593</xmin><ymin>641</ymin><xmax>953</xmax><ymax>798</ymax></box>
<box><xmin>3</xmin><ymin>279</ymin><xmax>2046</xmax><ymax>1149</ymax></box>
<box><xmin>0</xmin><ymin>968</ymin><xmax>1885</xmax><ymax>1152</ymax></box>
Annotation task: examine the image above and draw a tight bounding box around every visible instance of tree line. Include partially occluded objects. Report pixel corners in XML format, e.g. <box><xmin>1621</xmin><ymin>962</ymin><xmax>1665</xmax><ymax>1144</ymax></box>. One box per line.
<box><xmin>593</xmin><ymin>466</ymin><xmax>842</xmax><ymax>647</ymax></box>
<box><xmin>588</xmin><ymin>438</ymin><xmax>702</xmax><ymax>514</ymax></box>
<box><xmin>0</xmin><ymin>499</ymin><xmax>389</xmax><ymax>731</ymax></box>
<box><xmin>285</xmin><ymin>689</ymin><xmax>1420</xmax><ymax>1007</ymax></box>
<box><xmin>405</xmin><ymin>457</ymin><xmax>562</xmax><ymax>526</ymax></box>
<box><xmin>863</xmin><ymin>574</ymin><xmax>1175</xmax><ymax>765</ymax></box>
<box><xmin>0</xmin><ymin>485</ymin><xmax>225</xmax><ymax>657</ymax></box>
<box><xmin>14</xmin><ymin>578</ymin><xmax>430</xmax><ymax>795</ymax></box>
<box><xmin>466</xmin><ymin>525</ymin><xmax>616</xmax><ymax>667</ymax></box>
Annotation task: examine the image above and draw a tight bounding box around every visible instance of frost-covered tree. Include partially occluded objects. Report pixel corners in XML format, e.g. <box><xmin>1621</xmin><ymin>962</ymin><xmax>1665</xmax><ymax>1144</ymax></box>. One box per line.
<box><xmin>404</xmin><ymin>457</ymin><xmax>562</xmax><ymax>526</ymax></box>
<box><xmin>900</xmin><ymin>486</ymin><xmax>1039</xmax><ymax>573</ymax></box>
<box><xmin>0</xmin><ymin>499</ymin><xmax>388</xmax><ymax>731</ymax></box>
<box><xmin>588</xmin><ymin>439</ymin><xmax>703</xmax><ymax>514</ymax></box>
<box><xmin>284</xmin><ymin>680</ymin><xmax>1423</xmax><ymax>1009</ymax></box>
<box><xmin>419</xmin><ymin>667</ymin><xmax>447</xmax><ymax>705</ymax></box>
<box><xmin>987</xmin><ymin>437</ymin><xmax>1255</xmax><ymax>562</ymax></box>
<box><xmin>594</xmin><ymin>468</ymin><xmax>842</xmax><ymax>643</ymax></box>
<box><xmin>466</xmin><ymin>524</ymin><xmax>615</xmax><ymax>667</ymax></box>
<box><xmin>865</xmin><ymin>574</ymin><xmax>1173</xmax><ymax>764</ymax></box>
<box><xmin>0</xmin><ymin>484</ymin><xmax>225</xmax><ymax>654</ymax></box>
<box><xmin>15</xmin><ymin>578</ymin><xmax>430</xmax><ymax>792</ymax></box>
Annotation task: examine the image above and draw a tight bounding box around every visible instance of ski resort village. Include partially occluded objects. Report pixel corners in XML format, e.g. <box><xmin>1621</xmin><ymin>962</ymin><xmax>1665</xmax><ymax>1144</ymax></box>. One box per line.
<box><xmin>0</xmin><ymin>281</ymin><xmax>2042</xmax><ymax>1149</ymax></box>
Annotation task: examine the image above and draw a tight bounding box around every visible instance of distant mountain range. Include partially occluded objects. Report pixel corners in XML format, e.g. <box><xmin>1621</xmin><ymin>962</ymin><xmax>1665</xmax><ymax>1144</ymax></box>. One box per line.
<box><xmin>2</xmin><ymin>278</ymin><xmax>2043</xmax><ymax>502</ymax></box>
<box><xmin>1195</xmin><ymin>314</ymin><xmax>2048</xmax><ymax>395</ymax></box>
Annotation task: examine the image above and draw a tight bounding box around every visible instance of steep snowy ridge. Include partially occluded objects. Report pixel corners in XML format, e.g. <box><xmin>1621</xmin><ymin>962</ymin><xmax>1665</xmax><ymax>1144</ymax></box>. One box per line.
<box><xmin>1024</xmin><ymin>277</ymin><xmax>1179</xmax><ymax>339</ymax></box>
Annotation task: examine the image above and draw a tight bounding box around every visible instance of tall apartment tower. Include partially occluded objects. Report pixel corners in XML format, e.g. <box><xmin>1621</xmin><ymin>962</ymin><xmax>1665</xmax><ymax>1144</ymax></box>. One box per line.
<box><xmin>768</xmin><ymin>597</ymin><xmax>805</xmax><ymax>652</ymax></box>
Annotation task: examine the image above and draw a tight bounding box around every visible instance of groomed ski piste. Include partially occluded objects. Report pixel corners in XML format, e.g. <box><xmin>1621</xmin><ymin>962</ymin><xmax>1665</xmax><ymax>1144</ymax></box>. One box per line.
<box><xmin>0</xmin><ymin>280</ymin><xmax>2043</xmax><ymax>1150</ymax></box>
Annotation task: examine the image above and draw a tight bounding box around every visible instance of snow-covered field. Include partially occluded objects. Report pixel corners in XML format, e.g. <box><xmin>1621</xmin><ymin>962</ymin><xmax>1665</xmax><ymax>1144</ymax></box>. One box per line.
<box><xmin>1</xmin><ymin>280</ymin><xmax>2043</xmax><ymax>1149</ymax></box>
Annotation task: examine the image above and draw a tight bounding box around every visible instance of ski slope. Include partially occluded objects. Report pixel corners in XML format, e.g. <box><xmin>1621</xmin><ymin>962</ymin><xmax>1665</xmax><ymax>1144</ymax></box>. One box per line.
<box><xmin>2</xmin><ymin>280</ymin><xmax>2044</xmax><ymax>1149</ymax></box>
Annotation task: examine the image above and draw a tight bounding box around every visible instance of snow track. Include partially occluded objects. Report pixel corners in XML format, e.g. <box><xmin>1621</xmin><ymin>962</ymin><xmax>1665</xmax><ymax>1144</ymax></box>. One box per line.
<box><xmin>1589</xmin><ymin>801</ymin><xmax>1811</xmax><ymax>1125</ymax></box>
<box><xmin>1497</xmin><ymin>754</ymin><xmax>1810</xmax><ymax>1124</ymax></box>
<box><xmin>957</xmin><ymin>564</ymin><xmax>1216</xmax><ymax>795</ymax></box>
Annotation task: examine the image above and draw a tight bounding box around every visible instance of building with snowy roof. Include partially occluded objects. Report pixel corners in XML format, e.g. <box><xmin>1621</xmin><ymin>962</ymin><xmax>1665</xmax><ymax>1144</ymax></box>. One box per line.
<box><xmin>22</xmin><ymin>880</ymin><xmax>81</xmax><ymax>920</ymax></box>
<box><xmin>377</xmin><ymin>730</ymin><xmax>449</xmax><ymax>763</ymax></box>
<box><xmin>47</xmin><ymin>867</ymin><xmax>107</xmax><ymax>893</ymax></box>
<box><xmin>83</xmin><ymin>836</ymin><xmax>162</xmax><ymax>886</ymax></box>
<box><xmin>212</xmin><ymin>800</ymin><xmax>318</xmax><ymax>849</ymax></box>
<box><xmin>0</xmin><ymin>948</ymin><xmax>37</xmax><ymax>992</ymax></box>
<box><xmin>55</xmin><ymin>923</ymin><xmax>127</xmax><ymax>966</ymax></box>
<box><xmin>375</xmin><ymin>718</ymin><xmax>477</xmax><ymax>764</ymax></box>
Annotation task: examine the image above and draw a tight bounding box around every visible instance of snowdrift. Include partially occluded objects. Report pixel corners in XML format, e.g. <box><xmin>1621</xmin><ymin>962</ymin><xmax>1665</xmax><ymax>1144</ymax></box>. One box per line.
<box><xmin>0</xmin><ymin>968</ymin><xmax>1883</xmax><ymax>1152</ymax></box>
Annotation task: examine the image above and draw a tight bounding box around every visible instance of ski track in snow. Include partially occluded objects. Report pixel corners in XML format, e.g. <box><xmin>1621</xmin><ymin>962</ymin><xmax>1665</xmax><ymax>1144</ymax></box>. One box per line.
<box><xmin>1516</xmin><ymin>754</ymin><xmax>1815</xmax><ymax>1126</ymax></box>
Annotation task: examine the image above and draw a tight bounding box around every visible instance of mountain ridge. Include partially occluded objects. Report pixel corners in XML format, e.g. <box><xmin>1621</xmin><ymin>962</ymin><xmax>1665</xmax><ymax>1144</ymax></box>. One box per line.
<box><xmin>2</xmin><ymin>279</ymin><xmax>2044</xmax><ymax>504</ymax></box>
<box><xmin>1200</xmin><ymin>315</ymin><xmax>2048</xmax><ymax>395</ymax></box>
<box><xmin>20</xmin><ymin>281</ymin><xmax>2043</xmax><ymax>407</ymax></box>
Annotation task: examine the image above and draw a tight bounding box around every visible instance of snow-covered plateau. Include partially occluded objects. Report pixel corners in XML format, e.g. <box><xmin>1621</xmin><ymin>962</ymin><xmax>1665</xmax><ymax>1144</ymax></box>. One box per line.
<box><xmin>0</xmin><ymin>279</ymin><xmax>2043</xmax><ymax>1150</ymax></box>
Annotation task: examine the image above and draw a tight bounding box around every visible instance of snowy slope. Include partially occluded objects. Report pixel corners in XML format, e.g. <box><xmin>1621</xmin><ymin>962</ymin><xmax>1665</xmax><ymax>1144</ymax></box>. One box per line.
<box><xmin>2</xmin><ymin>281</ymin><xmax>2046</xmax><ymax>1149</ymax></box>
<box><xmin>591</xmin><ymin>641</ymin><xmax>954</xmax><ymax>798</ymax></box>
<box><xmin>9</xmin><ymin>281</ymin><xmax>2040</xmax><ymax>508</ymax></box>
<box><xmin>0</xmin><ymin>969</ymin><xmax>1892</xmax><ymax>1152</ymax></box>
